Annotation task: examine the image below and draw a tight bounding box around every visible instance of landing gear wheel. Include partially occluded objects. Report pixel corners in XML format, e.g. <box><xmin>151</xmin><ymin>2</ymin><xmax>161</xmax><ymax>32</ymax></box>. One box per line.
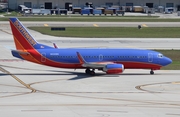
<box><xmin>150</xmin><ymin>70</ymin><xmax>154</xmax><ymax>75</ymax></box>
<box><xmin>85</xmin><ymin>68</ymin><xmax>95</xmax><ymax>75</ymax></box>
<box><xmin>90</xmin><ymin>71</ymin><xmax>95</xmax><ymax>76</ymax></box>
<box><xmin>85</xmin><ymin>69</ymin><xmax>90</xmax><ymax>74</ymax></box>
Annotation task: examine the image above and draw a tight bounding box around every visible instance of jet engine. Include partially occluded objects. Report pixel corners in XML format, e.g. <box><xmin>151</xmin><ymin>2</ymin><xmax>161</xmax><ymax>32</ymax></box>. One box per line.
<box><xmin>103</xmin><ymin>64</ymin><xmax>124</xmax><ymax>74</ymax></box>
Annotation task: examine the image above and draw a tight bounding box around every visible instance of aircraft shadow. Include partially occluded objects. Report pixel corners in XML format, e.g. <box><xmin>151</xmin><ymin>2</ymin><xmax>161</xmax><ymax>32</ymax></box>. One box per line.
<box><xmin>0</xmin><ymin>70</ymin><xmax>118</xmax><ymax>80</ymax></box>
<box><xmin>0</xmin><ymin>69</ymin><xmax>160</xmax><ymax>81</ymax></box>
<box><xmin>0</xmin><ymin>65</ymin><xmax>157</xmax><ymax>80</ymax></box>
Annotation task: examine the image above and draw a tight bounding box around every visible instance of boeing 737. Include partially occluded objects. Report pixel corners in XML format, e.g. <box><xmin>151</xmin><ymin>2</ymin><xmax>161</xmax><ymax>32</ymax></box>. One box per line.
<box><xmin>9</xmin><ymin>18</ymin><xmax>172</xmax><ymax>75</ymax></box>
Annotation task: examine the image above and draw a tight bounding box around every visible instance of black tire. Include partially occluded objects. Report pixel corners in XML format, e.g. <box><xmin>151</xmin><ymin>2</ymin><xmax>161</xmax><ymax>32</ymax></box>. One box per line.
<box><xmin>150</xmin><ymin>70</ymin><xmax>154</xmax><ymax>75</ymax></box>
<box><xmin>85</xmin><ymin>69</ymin><xmax>90</xmax><ymax>74</ymax></box>
<box><xmin>90</xmin><ymin>71</ymin><xmax>95</xmax><ymax>76</ymax></box>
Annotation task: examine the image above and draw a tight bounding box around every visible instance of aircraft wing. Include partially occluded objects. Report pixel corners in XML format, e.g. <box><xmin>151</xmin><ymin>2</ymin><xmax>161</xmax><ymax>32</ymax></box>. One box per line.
<box><xmin>77</xmin><ymin>52</ymin><xmax>124</xmax><ymax>74</ymax></box>
<box><xmin>53</xmin><ymin>43</ymin><xmax>58</xmax><ymax>48</ymax></box>
<box><xmin>82</xmin><ymin>62</ymin><xmax>114</xmax><ymax>68</ymax></box>
<box><xmin>77</xmin><ymin>52</ymin><xmax>114</xmax><ymax>68</ymax></box>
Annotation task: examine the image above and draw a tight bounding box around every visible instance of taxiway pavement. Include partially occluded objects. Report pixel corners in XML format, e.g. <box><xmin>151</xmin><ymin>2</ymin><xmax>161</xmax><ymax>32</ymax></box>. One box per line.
<box><xmin>0</xmin><ymin>23</ymin><xmax>180</xmax><ymax>49</ymax></box>
<box><xmin>0</xmin><ymin>60</ymin><xmax>180</xmax><ymax>117</ymax></box>
<box><xmin>0</xmin><ymin>21</ymin><xmax>180</xmax><ymax>117</ymax></box>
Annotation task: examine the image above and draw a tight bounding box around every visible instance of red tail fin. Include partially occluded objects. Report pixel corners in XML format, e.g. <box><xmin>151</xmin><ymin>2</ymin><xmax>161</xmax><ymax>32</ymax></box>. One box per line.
<box><xmin>9</xmin><ymin>18</ymin><xmax>38</xmax><ymax>50</ymax></box>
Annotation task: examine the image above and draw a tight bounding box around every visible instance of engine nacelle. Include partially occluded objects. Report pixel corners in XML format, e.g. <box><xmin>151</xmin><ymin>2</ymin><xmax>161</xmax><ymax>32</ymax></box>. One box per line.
<box><xmin>103</xmin><ymin>64</ymin><xmax>124</xmax><ymax>74</ymax></box>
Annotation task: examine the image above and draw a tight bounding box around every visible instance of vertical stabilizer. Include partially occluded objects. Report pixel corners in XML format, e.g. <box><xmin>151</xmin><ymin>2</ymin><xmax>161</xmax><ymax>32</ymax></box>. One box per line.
<box><xmin>9</xmin><ymin>18</ymin><xmax>39</xmax><ymax>50</ymax></box>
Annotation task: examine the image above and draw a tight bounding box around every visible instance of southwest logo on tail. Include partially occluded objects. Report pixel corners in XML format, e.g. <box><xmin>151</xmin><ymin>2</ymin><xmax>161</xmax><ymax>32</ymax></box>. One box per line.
<box><xmin>9</xmin><ymin>18</ymin><xmax>172</xmax><ymax>75</ymax></box>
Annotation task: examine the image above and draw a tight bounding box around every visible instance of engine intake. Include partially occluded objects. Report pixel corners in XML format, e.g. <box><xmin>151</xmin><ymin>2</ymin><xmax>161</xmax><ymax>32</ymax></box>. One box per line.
<box><xmin>103</xmin><ymin>64</ymin><xmax>124</xmax><ymax>74</ymax></box>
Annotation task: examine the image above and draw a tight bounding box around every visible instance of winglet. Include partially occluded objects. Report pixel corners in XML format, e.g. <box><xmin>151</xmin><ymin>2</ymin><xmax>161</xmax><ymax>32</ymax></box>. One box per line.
<box><xmin>53</xmin><ymin>43</ymin><xmax>58</xmax><ymax>48</ymax></box>
<box><xmin>76</xmin><ymin>52</ymin><xmax>87</xmax><ymax>64</ymax></box>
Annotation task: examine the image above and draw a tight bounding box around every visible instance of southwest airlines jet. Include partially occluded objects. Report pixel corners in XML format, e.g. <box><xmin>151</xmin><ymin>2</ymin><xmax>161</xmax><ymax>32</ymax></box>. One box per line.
<box><xmin>9</xmin><ymin>18</ymin><xmax>172</xmax><ymax>75</ymax></box>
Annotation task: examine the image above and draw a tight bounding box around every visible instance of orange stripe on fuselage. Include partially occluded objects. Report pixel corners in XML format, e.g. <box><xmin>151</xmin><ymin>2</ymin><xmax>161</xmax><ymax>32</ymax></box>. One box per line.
<box><xmin>20</xmin><ymin>54</ymin><xmax>41</xmax><ymax>64</ymax></box>
<box><xmin>13</xmin><ymin>36</ymin><xmax>41</xmax><ymax>64</ymax></box>
<box><xmin>13</xmin><ymin>35</ymin><xmax>25</xmax><ymax>50</ymax></box>
<box><xmin>10</xmin><ymin>20</ymin><xmax>42</xmax><ymax>64</ymax></box>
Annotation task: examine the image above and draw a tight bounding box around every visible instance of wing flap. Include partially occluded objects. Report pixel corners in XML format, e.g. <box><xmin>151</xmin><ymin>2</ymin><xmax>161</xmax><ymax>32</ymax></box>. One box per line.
<box><xmin>82</xmin><ymin>62</ymin><xmax>114</xmax><ymax>68</ymax></box>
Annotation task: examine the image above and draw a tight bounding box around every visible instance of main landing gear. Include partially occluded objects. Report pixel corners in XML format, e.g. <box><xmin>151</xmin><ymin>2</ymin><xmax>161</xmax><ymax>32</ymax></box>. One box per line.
<box><xmin>150</xmin><ymin>70</ymin><xmax>154</xmax><ymax>75</ymax></box>
<box><xmin>85</xmin><ymin>68</ymin><xmax>95</xmax><ymax>75</ymax></box>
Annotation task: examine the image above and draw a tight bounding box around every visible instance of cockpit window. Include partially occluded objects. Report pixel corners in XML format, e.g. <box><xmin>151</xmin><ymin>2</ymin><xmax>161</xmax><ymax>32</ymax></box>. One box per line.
<box><xmin>158</xmin><ymin>54</ymin><xmax>163</xmax><ymax>58</ymax></box>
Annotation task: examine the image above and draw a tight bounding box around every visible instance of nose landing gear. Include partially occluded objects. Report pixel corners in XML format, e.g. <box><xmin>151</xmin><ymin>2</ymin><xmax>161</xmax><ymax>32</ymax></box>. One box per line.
<box><xmin>150</xmin><ymin>70</ymin><xmax>154</xmax><ymax>75</ymax></box>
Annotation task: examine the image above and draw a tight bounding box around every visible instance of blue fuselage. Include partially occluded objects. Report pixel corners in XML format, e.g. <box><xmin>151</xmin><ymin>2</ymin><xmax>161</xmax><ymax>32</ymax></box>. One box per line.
<box><xmin>31</xmin><ymin>48</ymin><xmax>172</xmax><ymax>69</ymax></box>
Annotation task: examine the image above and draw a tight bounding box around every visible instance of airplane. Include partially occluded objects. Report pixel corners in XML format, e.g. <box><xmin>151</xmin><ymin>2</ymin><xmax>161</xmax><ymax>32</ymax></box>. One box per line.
<box><xmin>9</xmin><ymin>17</ymin><xmax>172</xmax><ymax>75</ymax></box>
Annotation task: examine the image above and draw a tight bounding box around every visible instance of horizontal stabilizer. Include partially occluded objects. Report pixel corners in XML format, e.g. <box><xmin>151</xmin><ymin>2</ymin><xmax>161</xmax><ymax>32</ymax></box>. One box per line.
<box><xmin>11</xmin><ymin>50</ymin><xmax>29</xmax><ymax>55</ymax></box>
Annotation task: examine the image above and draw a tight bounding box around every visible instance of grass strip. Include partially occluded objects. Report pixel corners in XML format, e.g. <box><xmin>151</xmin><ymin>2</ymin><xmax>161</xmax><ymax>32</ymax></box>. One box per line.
<box><xmin>157</xmin><ymin>50</ymin><xmax>180</xmax><ymax>70</ymax></box>
<box><xmin>28</xmin><ymin>27</ymin><xmax>180</xmax><ymax>38</ymax></box>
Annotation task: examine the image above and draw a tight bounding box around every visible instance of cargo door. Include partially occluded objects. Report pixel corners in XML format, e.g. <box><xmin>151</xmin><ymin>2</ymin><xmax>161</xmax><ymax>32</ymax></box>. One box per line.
<box><xmin>148</xmin><ymin>53</ymin><xmax>153</xmax><ymax>62</ymax></box>
<box><xmin>99</xmin><ymin>54</ymin><xmax>103</xmax><ymax>61</ymax></box>
<box><xmin>41</xmin><ymin>53</ymin><xmax>46</xmax><ymax>62</ymax></box>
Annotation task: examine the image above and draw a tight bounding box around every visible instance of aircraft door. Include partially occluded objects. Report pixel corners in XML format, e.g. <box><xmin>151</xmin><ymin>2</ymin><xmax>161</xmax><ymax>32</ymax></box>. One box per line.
<box><xmin>148</xmin><ymin>53</ymin><xmax>153</xmax><ymax>62</ymax></box>
<box><xmin>99</xmin><ymin>54</ymin><xmax>103</xmax><ymax>61</ymax></box>
<box><xmin>41</xmin><ymin>53</ymin><xmax>46</xmax><ymax>62</ymax></box>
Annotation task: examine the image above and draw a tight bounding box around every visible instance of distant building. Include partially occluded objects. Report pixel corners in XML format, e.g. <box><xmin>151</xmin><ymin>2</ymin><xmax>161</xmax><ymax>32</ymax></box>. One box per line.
<box><xmin>0</xmin><ymin>0</ymin><xmax>7</xmax><ymax>10</ymax></box>
<box><xmin>8</xmin><ymin>0</ymin><xmax>180</xmax><ymax>11</ymax></box>
<box><xmin>0</xmin><ymin>0</ymin><xmax>8</xmax><ymax>3</ymax></box>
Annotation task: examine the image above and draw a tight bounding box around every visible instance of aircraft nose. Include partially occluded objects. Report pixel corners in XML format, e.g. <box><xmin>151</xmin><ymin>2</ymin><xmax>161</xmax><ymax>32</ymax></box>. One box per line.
<box><xmin>164</xmin><ymin>57</ymin><xmax>172</xmax><ymax>66</ymax></box>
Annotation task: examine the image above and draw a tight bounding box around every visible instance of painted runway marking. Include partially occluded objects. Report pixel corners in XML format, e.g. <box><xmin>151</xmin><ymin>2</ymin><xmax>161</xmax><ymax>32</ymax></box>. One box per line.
<box><xmin>142</xmin><ymin>24</ymin><xmax>148</xmax><ymax>27</ymax></box>
<box><xmin>44</xmin><ymin>24</ymin><xmax>49</xmax><ymax>27</ymax></box>
<box><xmin>0</xmin><ymin>67</ymin><xmax>36</xmax><ymax>93</ymax></box>
<box><xmin>0</xmin><ymin>29</ymin><xmax>12</xmax><ymax>35</ymax></box>
<box><xmin>172</xmin><ymin>82</ymin><xmax>180</xmax><ymax>84</ymax></box>
<box><xmin>93</xmin><ymin>24</ymin><xmax>99</xmax><ymax>27</ymax></box>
